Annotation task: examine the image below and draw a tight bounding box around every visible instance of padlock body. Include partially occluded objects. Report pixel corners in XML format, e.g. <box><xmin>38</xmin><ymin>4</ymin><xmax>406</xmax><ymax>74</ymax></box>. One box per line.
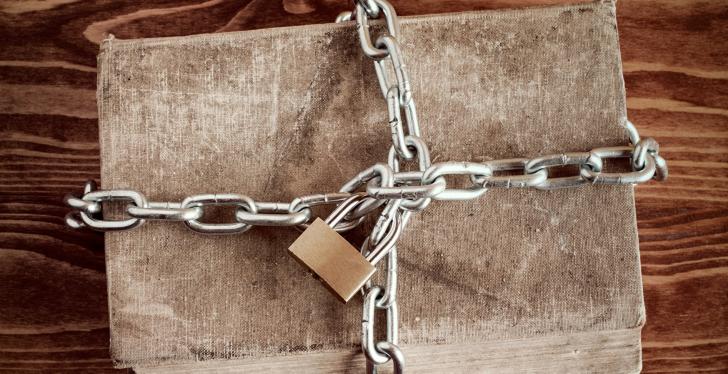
<box><xmin>288</xmin><ymin>218</ymin><xmax>375</xmax><ymax>302</ymax></box>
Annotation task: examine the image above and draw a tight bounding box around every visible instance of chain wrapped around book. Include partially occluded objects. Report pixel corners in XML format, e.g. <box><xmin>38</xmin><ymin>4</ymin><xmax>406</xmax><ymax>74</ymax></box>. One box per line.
<box><xmin>64</xmin><ymin>0</ymin><xmax>667</xmax><ymax>372</ymax></box>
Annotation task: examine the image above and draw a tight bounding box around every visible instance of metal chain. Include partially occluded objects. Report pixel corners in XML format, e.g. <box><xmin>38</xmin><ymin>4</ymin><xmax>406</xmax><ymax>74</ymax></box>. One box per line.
<box><xmin>344</xmin><ymin>2</ymin><xmax>418</xmax><ymax>371</ymax></box>
<box><xmin>65</xmin><ymin>137</ymin><xmax>668</xmax><ymax>232</ymax></box>
<box><xmin>63</xmin><ymin>1</ymin><xmax>668</xmax><ymax>372</ymax></box>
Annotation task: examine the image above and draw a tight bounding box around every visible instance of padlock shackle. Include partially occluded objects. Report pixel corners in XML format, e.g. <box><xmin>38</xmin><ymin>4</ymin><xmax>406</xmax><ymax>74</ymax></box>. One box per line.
<box><xmin>324</xmin><ymin>193</ymin><xmax>367</xmax><ymax>227</ymax></box>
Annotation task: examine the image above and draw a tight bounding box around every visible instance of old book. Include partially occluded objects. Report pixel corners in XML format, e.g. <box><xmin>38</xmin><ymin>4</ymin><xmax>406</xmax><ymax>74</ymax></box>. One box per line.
<box><xmin>98</xmin><ymin>1</ymin><xmax>645</xmax><ymax>372</ymax></box>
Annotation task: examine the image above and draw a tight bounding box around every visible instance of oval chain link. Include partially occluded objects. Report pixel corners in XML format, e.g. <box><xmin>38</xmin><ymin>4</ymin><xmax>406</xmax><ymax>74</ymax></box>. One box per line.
<box><xmin>79</xmin><ymin>189</ymin><xmax>147</xmax><ymax>231</ymax></box>
<box><xmin>525</xmin><ymin>151</ymin><xmax>603</xmax><ymax>190</ymax></box>
<box><xmin>180</xmin><ymin>194</ymin><xmax>257</xmax><ymax>234</ymax></box>
<box><xmin>128</xmin><ymin>203</ymin><xmax>203</xmax><ymax>221</ymax></box>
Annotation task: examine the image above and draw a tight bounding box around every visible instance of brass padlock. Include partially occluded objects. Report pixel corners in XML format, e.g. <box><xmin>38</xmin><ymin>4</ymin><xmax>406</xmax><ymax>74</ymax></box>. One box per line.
<box><xmin>288</xmin><ymin>195</ymin><xmax>399</xmax><ymax>303</ymax></box>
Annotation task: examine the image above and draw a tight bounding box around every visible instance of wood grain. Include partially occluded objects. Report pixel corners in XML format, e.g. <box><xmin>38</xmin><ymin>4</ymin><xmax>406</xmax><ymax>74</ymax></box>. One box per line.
<box><xmin>0</xmin><ymin>0</ymin><xmax>725</xmax><ymax>372</ymax></box>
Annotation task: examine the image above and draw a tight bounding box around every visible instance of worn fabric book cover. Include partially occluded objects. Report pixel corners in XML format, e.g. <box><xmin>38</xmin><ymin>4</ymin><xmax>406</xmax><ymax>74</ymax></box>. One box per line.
<box><xmin>98</xmin><ymin>1</ymin><xmax>645</xmax><ymax>372</ymax></box>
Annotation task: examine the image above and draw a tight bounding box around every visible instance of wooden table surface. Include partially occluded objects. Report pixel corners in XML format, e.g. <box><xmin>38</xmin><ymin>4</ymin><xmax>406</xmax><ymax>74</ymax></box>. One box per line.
<box><xmin>0</xmin><ymin>0</ymin><xmax>726</xmax><ymax>372</ymax></box>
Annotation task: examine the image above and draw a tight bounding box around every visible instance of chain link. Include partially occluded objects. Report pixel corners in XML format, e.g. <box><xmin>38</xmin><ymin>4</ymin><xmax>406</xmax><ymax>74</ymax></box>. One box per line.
<box><xmin>472</xmin><ymin>158</ymin><xmax>547</xmax><ymax>188</ymax></box>
<box><xmin>128</xmin><ymin>203</ymin><xmax>203</xmax><ymax>221</ymax></box>
<box><xmin>64</xmin><ymin>1</ymin><xmax>669</xmax><ymax>372</ymax></box>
